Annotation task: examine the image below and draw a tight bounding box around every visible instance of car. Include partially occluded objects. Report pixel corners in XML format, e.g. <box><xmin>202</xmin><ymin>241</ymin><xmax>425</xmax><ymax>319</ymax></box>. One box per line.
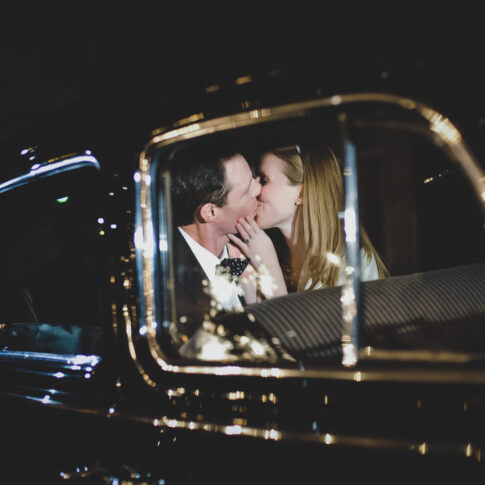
<box><xmin>1</xmin><ymin>18</ymin><xmax>485</xmax><ymax>484</ymax></box>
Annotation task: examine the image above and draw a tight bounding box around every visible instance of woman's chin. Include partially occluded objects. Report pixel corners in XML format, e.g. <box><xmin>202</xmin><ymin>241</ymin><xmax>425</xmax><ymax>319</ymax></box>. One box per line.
<box><xmin>255</xmin><ymin>215</ymin><xmax>268</xmax><ymax>229</ymax></box>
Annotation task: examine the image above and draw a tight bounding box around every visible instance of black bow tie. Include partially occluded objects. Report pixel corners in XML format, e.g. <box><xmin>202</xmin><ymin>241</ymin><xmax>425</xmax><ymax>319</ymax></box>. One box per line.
<box><xmin>217</xmin><ymin>257</ymin><xmax>250</xmax><ymax>277</ymax></box>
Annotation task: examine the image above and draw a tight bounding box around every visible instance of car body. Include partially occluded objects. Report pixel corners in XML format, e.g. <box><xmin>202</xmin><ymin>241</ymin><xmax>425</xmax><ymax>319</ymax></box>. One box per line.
<box><xmin>1</xmin><ymin>18</ymin><xmax>485</xmax><ymax>483</ymax></box>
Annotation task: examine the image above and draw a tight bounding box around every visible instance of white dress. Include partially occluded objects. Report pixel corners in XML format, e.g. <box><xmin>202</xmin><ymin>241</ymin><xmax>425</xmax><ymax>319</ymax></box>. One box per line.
<box><xmin>299</xmin><ymin>249</ymin><xmax>379</xmax><ymax>290</ymax></box>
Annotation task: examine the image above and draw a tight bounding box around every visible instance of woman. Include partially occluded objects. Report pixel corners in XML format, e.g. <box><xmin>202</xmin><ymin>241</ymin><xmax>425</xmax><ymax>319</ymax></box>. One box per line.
<box><xmin>228</xmin><ymin>144</ymin><xmax>388</xmax><ymax>301</ymax></box>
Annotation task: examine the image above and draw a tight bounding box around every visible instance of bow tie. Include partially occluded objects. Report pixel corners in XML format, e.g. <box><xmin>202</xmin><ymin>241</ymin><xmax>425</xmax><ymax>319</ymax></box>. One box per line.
<box><xmin>217</xmin><ymin>257</ymin><xmax>250</xmax><ymax>277</ymax></box>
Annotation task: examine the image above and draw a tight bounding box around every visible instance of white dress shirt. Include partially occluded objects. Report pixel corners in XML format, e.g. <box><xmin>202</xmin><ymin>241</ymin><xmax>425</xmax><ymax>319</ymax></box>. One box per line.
<box><xmin>178</xmin><ymin>227</ymin><xmax>244</xmax><ymax>312</ymax></box>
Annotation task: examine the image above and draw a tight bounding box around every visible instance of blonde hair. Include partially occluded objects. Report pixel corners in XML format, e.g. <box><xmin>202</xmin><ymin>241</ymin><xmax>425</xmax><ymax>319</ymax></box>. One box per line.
<box><xmin>270</xmin><ymin>144</ymin><xmax>389</xmax><ymax>290</ymax></box>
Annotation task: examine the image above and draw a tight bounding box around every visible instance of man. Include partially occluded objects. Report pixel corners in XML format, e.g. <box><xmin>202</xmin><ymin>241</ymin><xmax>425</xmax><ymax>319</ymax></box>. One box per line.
<box><xmin>170</xmin><ymin>140</ymin><xmax>261</xmax><ymax>349</ymax></box>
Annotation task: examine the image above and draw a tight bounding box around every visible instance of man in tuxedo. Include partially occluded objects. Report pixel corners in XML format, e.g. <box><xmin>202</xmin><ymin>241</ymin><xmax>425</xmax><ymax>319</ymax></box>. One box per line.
<box><xmin>170</xmin><ymin>141</ymin><xmax>261</xmax><ymax>349</ymax></box>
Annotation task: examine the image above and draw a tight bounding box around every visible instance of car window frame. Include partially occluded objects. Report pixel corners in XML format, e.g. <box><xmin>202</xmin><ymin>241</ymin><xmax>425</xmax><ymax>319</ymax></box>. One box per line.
<box><xmin>0</xmin><ymin>152</ymin><xmax>105</xmax><ymax>373</ymax></box>
<box><xmin>132</xmin><ymin>92</ymin><xmax>485</xmax><ymax>381</ymax></box>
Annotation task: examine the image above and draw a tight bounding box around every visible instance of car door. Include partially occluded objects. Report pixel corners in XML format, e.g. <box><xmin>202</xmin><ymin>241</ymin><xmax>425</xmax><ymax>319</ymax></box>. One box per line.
<box><xmin>0</xmin><ymin>152</ymin><xmax>125</xmax><ymax>482</ymax></box>
<box><xmin>128</xmin><ymin>92</ymin><xmax>485</xmax><ymax>480</ymax></box>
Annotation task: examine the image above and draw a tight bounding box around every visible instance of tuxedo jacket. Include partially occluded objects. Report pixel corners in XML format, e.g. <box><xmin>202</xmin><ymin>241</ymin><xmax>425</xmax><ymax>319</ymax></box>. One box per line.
<box><xmin>172</xmin><ymin>228</ymin><xmax>214</xmax><ymax>343</ymax></box>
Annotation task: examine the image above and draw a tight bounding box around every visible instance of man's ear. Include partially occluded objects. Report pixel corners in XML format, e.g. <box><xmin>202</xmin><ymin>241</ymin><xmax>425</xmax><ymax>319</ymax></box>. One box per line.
<box><xmin>198</xmin><ymin>202</ymin><xmax>217</xmax><ymax>223</ymax></box>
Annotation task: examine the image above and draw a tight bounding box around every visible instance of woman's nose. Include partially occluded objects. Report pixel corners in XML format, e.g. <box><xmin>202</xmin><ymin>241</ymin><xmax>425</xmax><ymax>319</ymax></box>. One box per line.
<box><xmin>253</xmin><ymin>176</ymin><xmax>261</xmax><ymax>195</ymax></box>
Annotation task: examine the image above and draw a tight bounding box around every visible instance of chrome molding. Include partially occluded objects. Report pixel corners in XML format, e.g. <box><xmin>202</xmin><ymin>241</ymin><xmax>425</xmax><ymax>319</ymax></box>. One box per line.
<box><xmin>133</xmin><ymin>92</ymin><xmax>485</xmax><ymax>380</ymax></box>
<box><xmin>340</xmin><ymin>137</ymin><xmax>360</xmax><ymax>367</ymax></box>
<box><xmin>0</xmin><ymin>350</ymin><xmax>100</xmax><ymax>367</ymax></box>
<box><xmin>91</xmin><ymin>408</ymin><xmax>483</xmax><ymax>464</ymax></box>
<box><xmin>4</xmin><ymin>386</ymin><xmax>482</xmax><ymax>464</ymax></box>
<box><xmin>0</xmin><ymin>153</ymin><xmax>100</xmax><ymax>194</ymax></box>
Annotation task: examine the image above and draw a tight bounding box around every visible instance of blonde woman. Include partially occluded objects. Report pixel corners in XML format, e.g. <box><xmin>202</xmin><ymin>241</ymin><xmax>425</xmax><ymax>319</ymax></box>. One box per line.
<box><xmin>228</xmin><ymin>144</ymin><xmax>388</xmax><ymax>301</ymax></box>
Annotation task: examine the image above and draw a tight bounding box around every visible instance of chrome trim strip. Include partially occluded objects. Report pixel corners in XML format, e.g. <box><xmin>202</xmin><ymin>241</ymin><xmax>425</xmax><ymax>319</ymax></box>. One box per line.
<box><xmin>0</xmin><ymin>154</ymin><xmax>100</xmax><ymax>194</ymax></box>
<box><xmin>134</xmin><ymin>92</ymin><xmax>485</xmax><ymax>379</ymax></box>
<box><xmin>3</xmin><ymin>390</ymin><xmax>482</xmax><ymax>462</ymax></box>
<box><xmin>341</xmin><ymin>137</ymin><xmax>360</xmax><ymax>367</ymax></box>
<box><xmin>1</xmin><ymin>391</ymin><xmax>113</xmax><ymax>416</ymax></box>
<box><xmin>146</xmin><ymin>416</ymin><xmax>483</xmax><ymax>463</ymax></box>
<box><xmin>0</xmin><ymin>350</ymin><xmax>101</xmax><ymax>367</ymax></box>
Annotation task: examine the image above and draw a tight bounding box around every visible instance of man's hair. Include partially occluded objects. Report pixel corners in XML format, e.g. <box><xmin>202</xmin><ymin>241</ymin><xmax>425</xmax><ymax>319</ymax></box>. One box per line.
<box><xmin>170</xmin><ymin>139</ymin><xmax>241</xmax><ymax>226</ymax></box>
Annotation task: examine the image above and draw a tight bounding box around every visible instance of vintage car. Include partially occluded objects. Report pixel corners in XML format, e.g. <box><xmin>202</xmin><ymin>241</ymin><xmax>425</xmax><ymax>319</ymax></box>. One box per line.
<box><xmin>1</xmin><ymin>48</ymin><xmax>485</xmax><ymax>483</ymax></box>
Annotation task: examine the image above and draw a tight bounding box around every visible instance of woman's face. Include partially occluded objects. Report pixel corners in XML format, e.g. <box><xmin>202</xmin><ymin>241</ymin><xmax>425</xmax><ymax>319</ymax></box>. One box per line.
<box><xmin>256</xmin><ymin>153</ymin><xmax>302</xmax><ymax>231</ymax></box>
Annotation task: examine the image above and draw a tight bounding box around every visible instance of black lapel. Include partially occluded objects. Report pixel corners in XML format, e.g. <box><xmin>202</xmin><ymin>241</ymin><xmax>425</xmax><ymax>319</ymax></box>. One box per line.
<box><xmin>173</xmin><ymin>228</ymin><xmax>211</xmax><ymax>308</ymax></box>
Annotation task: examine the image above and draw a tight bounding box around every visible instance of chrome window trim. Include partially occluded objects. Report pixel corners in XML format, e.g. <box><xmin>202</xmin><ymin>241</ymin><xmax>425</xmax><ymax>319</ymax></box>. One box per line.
<box><xmin>0</xmin><ymin>153</ymin><xmax>100</xmax><ymax>195</ymax></box>
<box><xmin>133</xmin><ymin>92</ymin><xmax>485</xmax><ymax>380</ymax></box>
<box><xmin>0</xmin><ymin>350</ymin><xmax>100</xmax><ymax>366</ymax></box>
<box><xmin>0</xmin><ymin>153</ymin><xmax>103</xmax><ymax>368</ymax></box>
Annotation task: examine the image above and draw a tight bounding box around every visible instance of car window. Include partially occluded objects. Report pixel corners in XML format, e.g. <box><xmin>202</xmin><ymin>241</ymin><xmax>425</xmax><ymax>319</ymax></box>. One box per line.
<box><xmin>139</xmin><ymin>96</ymin><xmax>485</xmax><ymax>371</ymax></box>
<box><xmin>0</xmin><ymin>163</ymin><xmax>105</xmax><ymax>356</ymax></box>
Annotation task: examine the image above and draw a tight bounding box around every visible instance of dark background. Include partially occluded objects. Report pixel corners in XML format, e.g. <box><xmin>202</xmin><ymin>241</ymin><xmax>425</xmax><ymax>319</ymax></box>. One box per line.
<box><xmin>1</xmin><ymin>3</ymin><xmax>484</xmax><ymax>164</ymax></box>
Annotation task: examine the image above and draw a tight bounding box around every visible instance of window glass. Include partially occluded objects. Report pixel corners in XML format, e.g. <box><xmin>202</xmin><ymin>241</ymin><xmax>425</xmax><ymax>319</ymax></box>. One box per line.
<box><xmin>355</xmin><ymin>123</ymin><xmax>485</xmax><ymax>354</ymax></box>
<box><xmin>0</xmin><ymin>166</ymin><xmax>105</xmax><ymax>354</ymax></box>
<box><xmin>153</xmin><ymin>104</ymin><xmax>485</xmax><ymax>366</ymax></box>
<box><xmin>356</xmin><ymin>126</ymin><xmax>484</xmax><ymax>275</ymax></box>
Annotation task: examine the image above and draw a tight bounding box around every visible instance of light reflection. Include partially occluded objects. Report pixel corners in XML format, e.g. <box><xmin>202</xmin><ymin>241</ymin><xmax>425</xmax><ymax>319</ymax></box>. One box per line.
<box><xmin>159</xmin><ymin>236</ymin><xmax>168</xmax><ymax>252</ymax></box>
<box><xmin>225</xmin><ymin>425</ymin><xmax>242</xmax><ymax>435</ymax></box>
<box><xmin>214</xmin><ymin>366</ymin><xmax>242</xmax><ymax>376</ymax></box>
<box><xmin>326</xmin><ymin>252</ymin><xmax>341</xmax><ymax>266</ymax></box>
<box><xmin>54</xmin><ymin>372</ymin><xmax>65</xmax><ymax>379</ymax></box>
<box><xmin>205</xmin><ymin>84</ymin><xmax>220</xmax><ymax>93</ymax></box>
<box><xmin>263</xmin><ymin>429</ymin><xmax>280</xmax><ymax>440</ymax></box>
<box><xmin>213</xmin><ymin>274</ymin><xmax>241</xmax><ymax>305</ymax></box>
<box><xmin>344</xmin><ymin>208</ymin><xmax>357</xmax><ymax>242</ymax></box>
<box><xmin>426</xmin><ymin>111</ymin><xmax>462</xmax><ymax>145</ymax></box>
<box><xmin>198</xmin><ymin>339</ymin><xmax>232</xmax><ymax>361</ymax></box>
<box><xmin>249</xmin><ymin>340</ymin><xmax>265</xmax><ymax>356</ymax></box>
<box><xmin>68</xmin><ymin>355</ymin><xmax>100</xmax><ymax>366</ymax></box>
<box><xmin>342</xmin><ymin>343</ymin><xmax>357</xmax><ymax>367</ymax></box>
<box><xmin>235</xmin><ymin>75</ymin><xmax>252</xmax><ymax>85</ymax></box>
<box><xmin>134</xmin><ymin>227</ymin><xmax>144</xmax><ymax>250</ymax></box>
<box><xmin>1</xmin><ymin>155</ymin><xmax>100</xmax><ymax>194</ymax></box>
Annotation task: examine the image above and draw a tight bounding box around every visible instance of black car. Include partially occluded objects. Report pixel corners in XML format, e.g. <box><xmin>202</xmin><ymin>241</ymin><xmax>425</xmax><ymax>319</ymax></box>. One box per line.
<box><xmin>1</xmin><ymin>10</ymin><xmax>485</xmax><ymax>484</ymax></box>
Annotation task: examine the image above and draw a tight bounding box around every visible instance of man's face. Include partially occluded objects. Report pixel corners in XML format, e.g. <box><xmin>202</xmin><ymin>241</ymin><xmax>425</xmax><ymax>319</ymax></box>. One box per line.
<box><xmin>216</xmin><ymin>154</ymin><xmax>261</xmax><ymax>234</ymax></box>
